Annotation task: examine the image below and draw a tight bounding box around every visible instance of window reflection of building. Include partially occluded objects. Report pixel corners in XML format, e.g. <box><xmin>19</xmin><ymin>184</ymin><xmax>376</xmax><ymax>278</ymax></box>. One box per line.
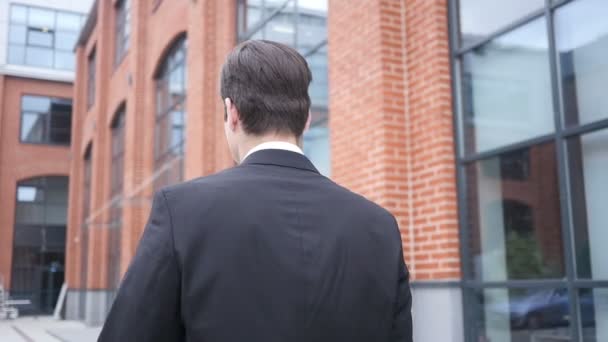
<box><xmin>10</xmin><ymin>176</ymin><xmax>69</xmax><ymax>315</ymax></box>
<box><xmin>237</xmin><ymin>0</ymin><xmax>330</xmax><ymax>175</ymax></box>
<box><xmin>453</xmin><ymin>0</ymin><xmax>608</xmax><ymax>340</ymax></box>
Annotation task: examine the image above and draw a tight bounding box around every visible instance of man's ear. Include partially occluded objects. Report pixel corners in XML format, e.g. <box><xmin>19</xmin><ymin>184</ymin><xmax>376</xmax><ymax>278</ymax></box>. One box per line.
<box><xmin>304</xmin><ymin>111</ymin><xmax>312</xmax><ymax>132</ymax></box>
<box><xmin>224</xmin><ymin>98</ymin><xmax>239</xmax><ymax>131</ymax></box>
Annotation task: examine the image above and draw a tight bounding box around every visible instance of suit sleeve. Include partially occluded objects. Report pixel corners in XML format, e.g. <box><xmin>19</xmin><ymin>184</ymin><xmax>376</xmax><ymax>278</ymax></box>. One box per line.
<box><xmin>390</xmin><ymin>230</ymin><xmax>413</xmax><ymax>341</ymax></box>
<box><xmin>98</xmin><ymin>190</ymin><xmax>184</xmax><ymax>342</ymax></box>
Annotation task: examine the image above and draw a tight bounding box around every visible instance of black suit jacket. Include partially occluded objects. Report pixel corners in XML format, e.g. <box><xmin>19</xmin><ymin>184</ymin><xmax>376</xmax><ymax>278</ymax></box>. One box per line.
<box><xmin>98</xmin><ymin>149</ymin><xmax>412</xmax><ymax>342</ymax></box>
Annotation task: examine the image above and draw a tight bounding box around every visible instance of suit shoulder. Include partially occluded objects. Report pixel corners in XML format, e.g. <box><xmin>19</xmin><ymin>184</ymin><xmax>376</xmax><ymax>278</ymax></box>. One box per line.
<box><xmin>157</xmin><ymin>166</ymin><xmax>243</xmax><ymax>199</ymax></box>
<box><xmin>325</xmin><ymin>179</ymin><xmax>397</xmax><ymax>225</ymax></box>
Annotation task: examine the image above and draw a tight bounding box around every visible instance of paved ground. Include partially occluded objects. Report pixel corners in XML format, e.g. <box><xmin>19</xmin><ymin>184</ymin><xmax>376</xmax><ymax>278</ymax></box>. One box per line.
<box><xmin>0</xmin><ymin>316</ymin><xmax>101</xmax><ymax>342</ymax></box>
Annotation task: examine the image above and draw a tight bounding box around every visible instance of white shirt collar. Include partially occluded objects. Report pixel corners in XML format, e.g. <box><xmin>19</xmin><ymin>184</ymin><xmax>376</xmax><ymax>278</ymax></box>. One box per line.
<box><xmin>242</xmin><ymin>141</ymin><xmax>304</xmax><ymax>162</ymax></box>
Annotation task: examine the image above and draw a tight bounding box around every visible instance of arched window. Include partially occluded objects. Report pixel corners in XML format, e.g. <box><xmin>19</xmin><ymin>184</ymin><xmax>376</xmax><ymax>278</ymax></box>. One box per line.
<box><xmin>154</xmin><ymin>37</ymin><xmax>187</xmax><ymax>189</ymax></box>
<box><xmin>11</xmin><ymin>176</ymin><xmax>68</xmax><ymax>314</ymax></box>
<box><xmin>108</xmin><ymin>107</ymin><xmax>125</xmax><ymax>290</ymax></box>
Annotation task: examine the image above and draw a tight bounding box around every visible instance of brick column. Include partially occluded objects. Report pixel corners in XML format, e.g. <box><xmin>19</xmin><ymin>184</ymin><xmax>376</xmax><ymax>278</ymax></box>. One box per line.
<box><xmin>328</xmin><ymin>0</ymin><xmax>459</xmax><ymax>280</ymax></box>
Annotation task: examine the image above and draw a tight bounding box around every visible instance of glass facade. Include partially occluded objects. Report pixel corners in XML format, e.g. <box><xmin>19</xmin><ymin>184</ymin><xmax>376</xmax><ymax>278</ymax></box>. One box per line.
<box><xmin>452</xmin><ymin>0</ymin><xmax>608</xmax><ymax>341</ymax></box>
<box><xmin>8</xmin><ymin>4</ymin><xmax>85</xmax><ymax>71</ymax></box>
<box><xmin>10</xmin><ymin>176</ymin><xmax>68</xmax><ymax>315</ymax></box>
<box><xmin>20</xmin><ymin>95</ymin><xmax>72</xmax><ymax>146</ymax></box>
<box><xmin>237</xmin><ymin>0</ymin><xmax>330</xmax><ymax>175</ymax></box>
<box><xmin>154</xmin><ymin>37</ymin><xmax>187</xmax><ymax>190</ymax></box>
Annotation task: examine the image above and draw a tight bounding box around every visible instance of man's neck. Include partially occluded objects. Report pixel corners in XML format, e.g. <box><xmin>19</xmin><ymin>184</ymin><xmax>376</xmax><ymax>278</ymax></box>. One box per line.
<box><xmin>238</xmin><ymin>135</ymin><xmax>301</xmax><ymax>163</ymax></box>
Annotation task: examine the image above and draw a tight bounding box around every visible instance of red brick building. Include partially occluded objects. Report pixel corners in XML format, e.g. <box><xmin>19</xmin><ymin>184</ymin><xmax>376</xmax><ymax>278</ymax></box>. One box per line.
<box><xmin>65</xmin><ymin>0</ymin><xmax>608</xmax><ymax>341</ymax></box>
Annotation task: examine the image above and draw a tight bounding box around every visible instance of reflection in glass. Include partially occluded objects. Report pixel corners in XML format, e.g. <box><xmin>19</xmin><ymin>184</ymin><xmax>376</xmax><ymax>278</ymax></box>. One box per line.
<box><xmin>11</xmin><ymin>5</ymin><xmax>28</xmax><ymax>23</ymax></box>
<box><xmin>459</xmin><ymin>0</ymin><xmax>544</xmax><ymax>46</ymax></box>
<box><xmin>467</xmin><ymin>143</ymin><xmax>564</xmax><ymax>281</ymax></box>
<box><xmin>10</xmin><ymin>176</ymin><xmax>68</xmax><ymax>315</ymax></box>
<box><xmin>472</xmin><ymin>287</ymin><xmax>572</xmax><ymax>342</ymax></box>
<box><xmin>263</xmin><ymin>3</ymin><xmax>295</xmax><ymax>46</ymax></box>
<box><xmin>580</xmin><ymin>288</ymin><xmax>608</xmax><ymax>342</ymax></box>
<box><xmin>567</xmin><ymin>129</ymin><xmax>608</xmax><ymax>280</ymax></box>
<box><xmin>555</xmin><ymin>0</ymin><xmax>608</xmax><ymax>127</ymax></box>
<box><xmin>9</xmin><ymin>25</ymin><xmax>26</xmax><ymax>44</ymax></box>
<box><xmin>20</xmin><ymin>95</ymin><xmax>72</xmax><ymax>145</ymax></box>
<box><xmin>462</xmin><ymin>17</ymin><xmax>554</xmax><ymax>154</ymax></box>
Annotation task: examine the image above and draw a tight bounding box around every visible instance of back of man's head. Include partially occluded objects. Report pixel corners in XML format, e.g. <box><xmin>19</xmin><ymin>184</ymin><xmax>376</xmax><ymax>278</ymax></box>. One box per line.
<box><xmin>220</xmin><ymin>40</ymin><xmax>312</xmax><ymax>138</ymax></box>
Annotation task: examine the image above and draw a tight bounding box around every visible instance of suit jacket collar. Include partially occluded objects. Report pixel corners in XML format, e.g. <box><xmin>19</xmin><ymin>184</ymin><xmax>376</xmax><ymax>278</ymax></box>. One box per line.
<box><xmin>241</xmin><ymin>149</ymin><xmax>320</xmax><ymax>174</ymax></box>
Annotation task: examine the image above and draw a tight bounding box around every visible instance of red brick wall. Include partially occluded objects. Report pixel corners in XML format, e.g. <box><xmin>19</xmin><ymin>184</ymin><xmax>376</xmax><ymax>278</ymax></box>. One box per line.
<box><xmin>0</xmin><ymin>76</ymin><xmax>72</xmax><ymax>288</ymax></box>
<box><xmin>68</xmin><ymin>0</ymin><xmax>236</xmax><ymax>291</ymax></box>
<box><xmin>329</xmin><ymin>0</ymin><xmax>460</xmax><ymax>280</ymax></box>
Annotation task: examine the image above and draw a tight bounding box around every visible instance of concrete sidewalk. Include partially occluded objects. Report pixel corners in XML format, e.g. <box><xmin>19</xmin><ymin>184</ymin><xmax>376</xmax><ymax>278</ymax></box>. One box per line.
<box><xmin>0</xmin><ymin>316</ymin><xmax>101</xmax><ymax>342</ymax></box>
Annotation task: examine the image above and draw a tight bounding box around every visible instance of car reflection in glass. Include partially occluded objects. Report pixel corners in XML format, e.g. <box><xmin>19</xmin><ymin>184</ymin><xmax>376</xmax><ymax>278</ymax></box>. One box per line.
<box><xmin>487</xmin><ymin>288</ymin><xmax>595</xmax><ymax>329</ymax></box>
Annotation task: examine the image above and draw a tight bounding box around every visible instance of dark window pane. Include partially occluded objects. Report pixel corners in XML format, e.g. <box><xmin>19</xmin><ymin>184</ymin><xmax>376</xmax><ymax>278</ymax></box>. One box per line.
<box><xmin>21</xmin><ymin>112</ymin><xmax>46</xmax><ymax>143</ymax></box>
<box><xmin>459</xmin><ymin>0</ymin><xmax>544</xmax><ymax>46</ymax></box>
<box><xmin>28</xmin><ymin>7</ymin><xmax>55</xmax><ymax>28</ymax></box>
<box><xmin>579</xmin><ymin>288</ymin><xmax>608</xmax><ymax>341</ymax></box>
<box><xmin>567</xmin><ymin>129</ymin><xmax>608</xmax><ymax>280</ymax></box>
<box><xmin>88</xmin><ymin>49</ymin><xmax>96</xmax><ymax>108</ymax></box>
<box><xmin>11</xmin><ymin>5</ymin><xmax>28</xmax><ymax>24</ymax></box>
<box><xmin>115</xmin><ymin>0</ymin><xmax>131</xmax><ymax>65</ymax></box>
<box><xmin>27</xmin><ymin>29</ymin><xmax>53</xmax><ymax>47</ymax></box>
<box><xmin>8</xmin><ymin>45</ymin><xmax>26</xmax><ymax>64</ymax></box>
<box><xmin>25</xmin><ymin>46</ymin><xmax>53</xmax><ymax>68</ymax></box>
<box><xmin>555</xmin><ymin>0</ymin><xmax>608</xmax><ymax>127</ymax></box>
<box><xmin>467</xmin><ymin>143</ymin><xmax>565</xmax><ymax>281</ymax></box>
<box><xmin>9</xmin><ymin>24</ymin><xmax>27</xmax><ymax>44</ymax></box>
<box><xmin>461</xmin><ymin>18</ymin><xmax>554</xmax><ymax>154</ymax></box>
<box><xmin>471</xmin><ymin>287</ymin><xmax>572</xmax><ymax>341</ymax></box>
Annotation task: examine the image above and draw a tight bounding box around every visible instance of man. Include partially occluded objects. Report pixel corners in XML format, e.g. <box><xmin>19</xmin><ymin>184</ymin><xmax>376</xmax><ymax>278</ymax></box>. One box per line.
<box><xmin>99</xmin><ymin>40</ymin><xmax>412</xmax><ymax>342</ymax></box>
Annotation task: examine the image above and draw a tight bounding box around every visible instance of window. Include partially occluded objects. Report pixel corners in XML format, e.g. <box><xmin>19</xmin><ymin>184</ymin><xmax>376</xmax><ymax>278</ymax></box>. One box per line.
<box><xmin>451</xmin><ymin>0</ymin><xmax>608</xmax><ymax>341</ymax></box>
<box><xmin>237</xmin><ymin>0</ymin><xmax>330</xmax><ymax>175</ymax></box>
<box><xmin>20</xmin><ymin>95</ymin><xmax>72</xmax><ymax>145</ymax></box>
<box><xmin>154</xmin><ymin>37</ymin><xmax>187</xmax><ymax>189</ymax></box>
<box><xmin>108</xmin><ymin>108</ymin><xmax>125</xmax><ymax>289</ymax></box>
<box><xmin>79</xmin><ymin>145</ymin><xmax>92</xmax><ymax>316</ymax></box>
<box><xmin>87</xmin><ymin>49</ymin><xmax>96</xmax><ymax>109</ymax></box>
<box><xmin>11</xmin><ymin>176</ymin><xmax>68</xmax><ymax>314</ymax></box>
<box><xmin>8</xmin><ymin>4</ymin><xmax>85</xmax><ymax>71</ymax></box>
<box><xmin>115</xmin><ymin>0</ymin><xmax>131</xmax><ymax>65</ymax></box>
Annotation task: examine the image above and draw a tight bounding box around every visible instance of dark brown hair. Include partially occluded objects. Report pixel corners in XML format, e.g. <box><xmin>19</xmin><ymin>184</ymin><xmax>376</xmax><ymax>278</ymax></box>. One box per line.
<box><xmin>220</xmin><ymin>40</ymin><xmax>312</xmax><ymax>137</ymax></box>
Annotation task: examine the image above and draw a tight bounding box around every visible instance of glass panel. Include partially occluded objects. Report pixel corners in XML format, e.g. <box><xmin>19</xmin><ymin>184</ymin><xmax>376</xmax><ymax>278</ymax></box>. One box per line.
<box><xmin>303</xmin><ymin>117</ymin><xmax>330</xmax><ymax>176</ymax></box>
<box><xmin>21</xmin><ymin>112</ymin><xmax>46</xmax><ymax>143</ymax></box>
<box><xmin>28</xmin><ymin>29</ymin><xmax>53</xmax><ymax>47</ymax></box>
<box><xmin>240</xmin><ymin>0</ymin><xmax>263</xmax><ymax>33</ymax></box>
<box><xmin>459</xmin><ymin>0</ymin><xmax>544</xmax><ymax>46</ymax></box>
<box><xmin>467</xmin><ymin>142</ymin><xmax>565</xmax><ymax>281</ymax></box>
<box><xmin>54</xmin><ymin>51</ymin><xmax>74</xmax><ymax>70</ymax></box>
<box><xmin>28</xmin><ymin>7</ymin><xmax>55</xmax><ymax>29</ymax></box>
<box><xmin>56</xmin><ymin>12</ymin><xmax>81</xmax><ymax>31</ymax></box>
<box><xmin>9</xmin><ymin>24</ymin><xmax>27</xmax><ymax>44</ymax></box>
<box><xmin>55</xmin><ymin>31</ymin><xmax>78</xmax><ymax>51</ymax></box>
<box><xmin>580</xmin><ymin>288</ymin><xmax>608</xmax><ymax>342</ymax></box>
<box><xmin>11</xmin><ymin>5</ymin><xmax>28</xmax><ymax>24</ymax></box>
<box><xmin>462</xmin><ymin>18</ymin><xmax>554</xmax><ymax>154</ymax></box>
<box><xmin>22</xmin><ymin>95</ymin><xmax>51</xmax><ymax>112</ymax></box>
<box><xmin>555</xmin><ymin>0</ymin><xmax>608</xmax><ymax>127</ymax></box>
<box><xmin>297</xmin><ymin>0</ymin><xmax>327</xmax><ymax>51</ymax></box>
<box><xmin>263</xmin><ymin>2</ymin><xmax>295</xmax><ymax>45</ymax></box>
<box><xmin>472</xmin><ymin>287</ymin><xmax>572</xmax><ymax>342</ymax></box>
<box><xmin>8</xmin><ymin>45</ymin><xmax>26</xmax><ymax>65</ymax></box>
<box><xmin>16</xmin><ymin>203</ymin><xmax>45</xmax><ymax>224</ymax></box>
<box><xmin>26</xmin><ymin>47</ymin><xmax>53</xmax><ymax>68</ymax></box>
<box><xmin>567</xmin><ymin>129</ymin><xmax>608</xmax><ymax>280</ymax></box>
<box><xmin>306</xmin><ymin>45</ymin><xmax>328</xmax><ymax>107</ymax></box>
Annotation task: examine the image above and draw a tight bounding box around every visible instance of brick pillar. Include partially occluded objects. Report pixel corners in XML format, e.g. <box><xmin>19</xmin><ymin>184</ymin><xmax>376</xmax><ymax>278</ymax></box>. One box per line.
<box><xmin>185</xmin><ymin>0</ymin><xmax>235</xmax><ymax>180</ymax></box>
<box><xmin>329</xmin><ymin>0</ymin><xmax>459</xmax><ymax>280</ymax></box>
